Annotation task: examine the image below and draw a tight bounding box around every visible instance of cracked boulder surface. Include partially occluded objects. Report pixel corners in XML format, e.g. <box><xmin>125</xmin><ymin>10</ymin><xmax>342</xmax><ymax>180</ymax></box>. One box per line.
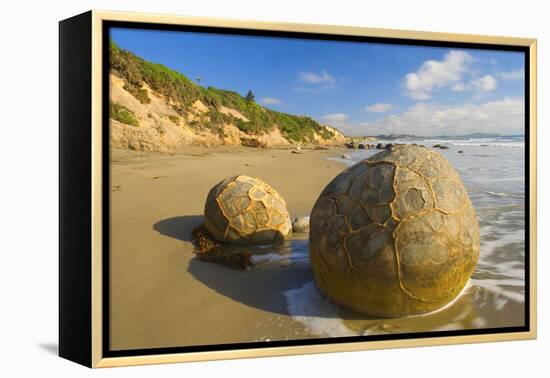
<box><xmin>204</xmin><ymin>175</ymin><xmax>292</xmax><ymax>245</ymax></box>
<box><xmin>310</xmin><ymin>145</ymin><xmax>480</xmax><ymax>317</ymax></box>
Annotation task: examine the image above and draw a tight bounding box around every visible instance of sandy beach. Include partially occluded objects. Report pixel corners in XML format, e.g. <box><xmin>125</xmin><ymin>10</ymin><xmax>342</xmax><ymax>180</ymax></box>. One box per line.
<box><xmin>110</xmin><ymin>142</ymin><xmax>525</xmax><ymax>351</ymax></box>
<box><xmin>109</xmin><ymin>146</ymin><xmax>347</xmax><ymax>350</ymax></box>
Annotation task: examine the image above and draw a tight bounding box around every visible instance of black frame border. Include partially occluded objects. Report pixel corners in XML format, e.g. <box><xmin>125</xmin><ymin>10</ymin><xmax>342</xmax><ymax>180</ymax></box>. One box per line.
<box><xmin>101</xmin><ymin>20</ymin><xmax>531</xmax><ymax>359</ymax></box>
<box><xmin>59</xmin><ymin>11</ymin><xmax>93</xmax><ymax>367</ymax></box>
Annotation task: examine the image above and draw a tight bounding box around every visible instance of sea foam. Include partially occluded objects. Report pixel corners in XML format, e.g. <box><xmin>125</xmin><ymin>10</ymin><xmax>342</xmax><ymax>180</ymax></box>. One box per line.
<box><xmin>284</xmin><ymin>281</ymin><xmax>357</xmax><ymax>337</ymax></box>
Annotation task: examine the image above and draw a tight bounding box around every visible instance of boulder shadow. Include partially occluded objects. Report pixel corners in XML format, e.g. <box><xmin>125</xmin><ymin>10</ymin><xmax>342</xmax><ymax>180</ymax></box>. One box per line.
<box><xmin>186</xmin><ymin>239</ymin><xmax>368</xmax><ymax>320</ymax></box>
<box><xmin>153</xmin><ymin>215</ymin><xmax>204</xmax><ymax>242</ymax></box>
<box><xmin>153</xmin><ymin>215</ymin><xmax>368</xmax><ymax>320</ymax></box>
<box><xmin>187</xmin><ymin>255</ymin><xmax>313</xmax><ymax>316</ymax></box>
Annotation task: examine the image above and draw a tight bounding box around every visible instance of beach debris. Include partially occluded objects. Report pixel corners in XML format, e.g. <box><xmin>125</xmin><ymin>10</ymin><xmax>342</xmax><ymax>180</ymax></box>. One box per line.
<box><xmin>291</xmin><ymin>150</ymin><xmax>304</xmax><ymax>154</ymax></box>
<box><xmin>191</xmin><ymin>224</ymin><xmax>252</xmax><ymax>270</ymax></box>
<box><xmin>112</xmin><ymin>185</ymin><xmax>122</xmax><ymax>192</ymax></box>
<box><xmin>341</xmin><ymin>154</ymin><xmax>351</xmax><ymax>159</ymax></box>
<box><xmin>296</xmin><ymin>145</ymin><xmax>302</xmax><ymax>150</ymax></box>
<box><xmin>190</xmin><ymin>153</ymin><xmax>211</xmax><ymax>157</ymax></box>
<box><xmin>314</xmin><ymin>146</ymin><xmax>329</xmax><ymax>150</ymax></box>
<box><xmin>458</xmin><ymin>150</ymin><xmax>464</xmax><ymax>154</ymax></box>
<box><xmin>292</xmin><ymin>216</ymin><xmax>310</xmax><ymax>233</ymax></box>
<box><xmin>203</xmin><ymin>175</ymin><xmax>292</xmax><ymax>245</ymax></box>
<box><xmin>309</xmin><ymin>145</ymin><xmax>480</xmax><ymax>317</ymax></box>
<box><xmin>240</xmin><ymin>137</ymin><xmax>264</xmax><ymax>148</ymax></box>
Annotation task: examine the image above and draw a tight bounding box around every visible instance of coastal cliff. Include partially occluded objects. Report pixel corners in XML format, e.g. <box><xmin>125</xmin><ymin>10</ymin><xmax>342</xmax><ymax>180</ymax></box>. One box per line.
<box><xmin>109</xmin><ymin>42</ymin><xmax>346</xmax><ymax>152</ymax></box>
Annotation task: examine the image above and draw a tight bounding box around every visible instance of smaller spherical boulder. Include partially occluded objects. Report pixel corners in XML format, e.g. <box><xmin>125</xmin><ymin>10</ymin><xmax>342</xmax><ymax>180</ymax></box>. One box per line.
<box><xmin>204</xmin><ymin>175</ymin><xmax>292</xmax><ymax>245</ymax></box>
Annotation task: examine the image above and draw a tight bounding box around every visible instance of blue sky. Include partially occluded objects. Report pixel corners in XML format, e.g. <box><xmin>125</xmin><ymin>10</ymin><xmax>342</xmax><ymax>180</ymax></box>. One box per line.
<box><xmin>111</xmin><ymin>28</ymin><xmax>525</xmax><ymax>136</ymax></box>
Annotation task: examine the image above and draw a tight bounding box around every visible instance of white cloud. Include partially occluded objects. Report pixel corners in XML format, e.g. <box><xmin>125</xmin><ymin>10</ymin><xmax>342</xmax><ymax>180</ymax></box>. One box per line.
<box><xmin>450</xmin><ymin>75</ymin><xmax>497</xmax><ymax>96</ymax></box>
<box><xmin>471</xmin><ymin>74</ymin><xmax>497</xmax><ymax>91</ymax></box>
<box><xmin>295</xmin><ymin>70</ymin><xmax>336</xmax><ymax>92</ymax></box>
<box><xmin>404</xmin><ymin>50</ymin><xmax>474</xmax><ymax>100</ymax></box>
<box><xmin>298</xmin><ymin>70</ymin><xmax>335</xmax><ymax>85</ymax></box>
<box><xmin>366</xmin><ymin>103</ymin><xmax>394</xmax><ymax>113</ymax></box>
<box><xmin>451</xmin><ymin>82</ymin><xmax>467</xmax><ymax>92</ymax></box>
<box><xmin>260</xmin><ymin>97</ymin><xmax>282</xmax><ymax>105</ymax></box>
<box><xmin>496</xmin><ymin>68</ymin><xmax>524</xmax><ymax>80</ymax></box>
<box><xmin>320</xmin><ymin>113</ymin><xmax>349</xmax><ymax>126</ymax></box>
<box><xmin>350</xmin><ymin>97</ymin><xmax>524</xmax><ymax>136</ymax></box>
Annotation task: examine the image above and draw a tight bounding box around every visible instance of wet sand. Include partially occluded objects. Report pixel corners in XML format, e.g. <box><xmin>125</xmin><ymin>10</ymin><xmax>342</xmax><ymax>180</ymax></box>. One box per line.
<box><xmin>109</xmin><ymin>146</ymin><xmax>347</xmax><ymax>350</ymax></box>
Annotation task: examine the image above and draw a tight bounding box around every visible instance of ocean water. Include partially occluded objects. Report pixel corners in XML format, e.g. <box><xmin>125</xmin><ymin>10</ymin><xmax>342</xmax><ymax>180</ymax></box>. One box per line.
<box><xmin>255</xmin><ymin>137</ymin><xmax>526</xmax><ymax>338</ymax></box>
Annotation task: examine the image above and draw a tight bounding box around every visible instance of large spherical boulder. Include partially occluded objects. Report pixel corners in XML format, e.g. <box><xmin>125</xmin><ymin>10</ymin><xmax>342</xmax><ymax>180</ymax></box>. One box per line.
<box><xmin>204</xmin><ymin>175</ymin><xmax>292</xmax><ymax>245</ymax></box>
<box><xmin>309</xmin><ymin>145</ymin><xmax>479</xmax><ymax>317</ymax></box>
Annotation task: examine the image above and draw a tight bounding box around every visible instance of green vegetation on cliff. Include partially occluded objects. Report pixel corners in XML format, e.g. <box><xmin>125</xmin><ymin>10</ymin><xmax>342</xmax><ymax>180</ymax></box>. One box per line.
<box><xmin>109</xmin><ymin>41</ymin><xmax>336</xmax><ymax>142</ymax></box>
<box><xmin>110</xmin><ymin>102</ymin><xmax>139</xmax><ymax>127</ymax></box>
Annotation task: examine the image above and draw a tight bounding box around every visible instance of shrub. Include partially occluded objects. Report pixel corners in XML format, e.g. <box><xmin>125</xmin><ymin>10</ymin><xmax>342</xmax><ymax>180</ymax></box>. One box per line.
<box><xmin>110</xmin><ymin>40</ymin><xmax>200</xmax><ymax>111</ymax></box>
<box><xmin>240</xmin><ymin>137</ymin><xmax>264</xmax><ymax>148</ymax></box>
<box><xmin>134</xmin><ymin>88</ymin><xmax>151</xmax><ymax>104</ymax></box>
<box><xmin>207</xmin><ymin>110</ymin><xmax>232</xmax><ymax>125</ymax></box>
<box><xmin>167</xmin><ymin>114</ymin><xmax>179</xmax><ymax>125</ymax></box>
<box><xmin>110</xmin><ymin>102</ymin><xmax>139</xmax><ymax>127</ymax></box>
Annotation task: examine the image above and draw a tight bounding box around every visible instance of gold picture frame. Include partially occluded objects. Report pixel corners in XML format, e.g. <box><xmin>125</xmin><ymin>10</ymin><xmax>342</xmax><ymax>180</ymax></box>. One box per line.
<box><xmin>59</xmin><ymin>9</ymin><xmax>537</xmax><ymax>368</ymax></box>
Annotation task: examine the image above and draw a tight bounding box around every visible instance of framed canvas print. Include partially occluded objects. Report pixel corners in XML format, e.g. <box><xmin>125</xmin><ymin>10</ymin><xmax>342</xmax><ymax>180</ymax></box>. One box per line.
<box><xmin>59</xmin><ymin>10</ymin><xmax>537</xmax><ymax>368</ymax></box>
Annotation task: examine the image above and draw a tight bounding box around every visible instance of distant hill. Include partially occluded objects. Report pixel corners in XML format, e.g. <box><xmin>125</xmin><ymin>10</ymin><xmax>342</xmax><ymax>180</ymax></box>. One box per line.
<box><xmin>108</xmin><ymin>41</ymin><xmax>346</xmax><ymax>151</ymax></box>
<box><xmin>373</xmin><ymin>134</ymin><xmax>419</xmax><ymax>140</ymax></box>
<box><xmin>370</xmin><ymin>132</ymin><xmax>503</xmax><ymax>141</ymax></box>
